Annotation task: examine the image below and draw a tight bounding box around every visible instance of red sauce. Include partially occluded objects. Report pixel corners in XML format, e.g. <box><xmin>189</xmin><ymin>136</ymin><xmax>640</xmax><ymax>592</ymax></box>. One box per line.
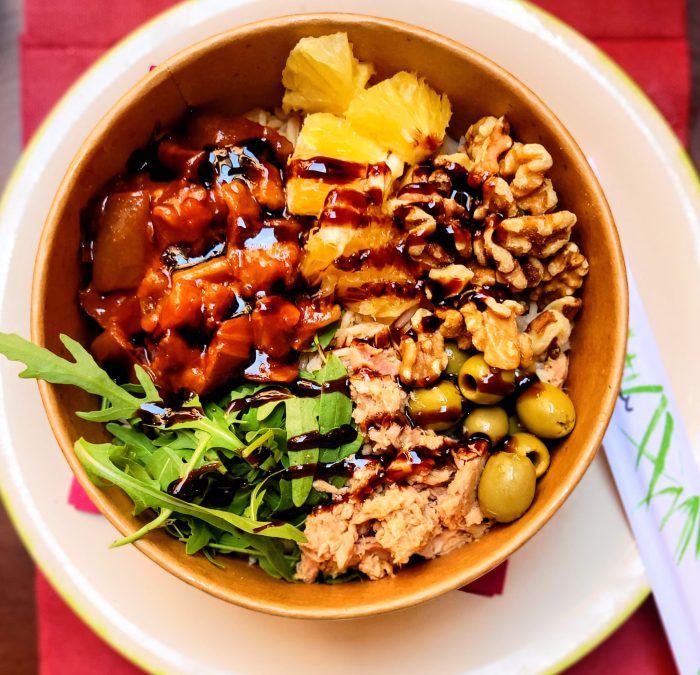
<box><xmin>80</xmin><ymin>111</ymin><xmax>348</xmax><ymax>395</ymax></box>
<box><xmin>244</xmin><ymin>350</ymin><xmax>299</xmax><ymax>383</ymax></box>
<box><xmin>251</xmin><ymin>296</ymin><xmax>300</xmax><ymax>359</ymax></box>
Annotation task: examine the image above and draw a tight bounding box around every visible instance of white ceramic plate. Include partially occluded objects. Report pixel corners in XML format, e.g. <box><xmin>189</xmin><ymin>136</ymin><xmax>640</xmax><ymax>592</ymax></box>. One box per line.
<box><xmin>2</xmin><ymin>0</ymin><xmax>698</xmax><ymax>672</ymax></box>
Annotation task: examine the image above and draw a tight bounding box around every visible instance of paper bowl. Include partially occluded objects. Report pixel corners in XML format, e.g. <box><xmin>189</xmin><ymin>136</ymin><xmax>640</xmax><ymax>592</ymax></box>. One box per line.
<box><xmin>30</xmin><ymin>13</ymin><xmax>627</xmax><ymax>619</ymax></box>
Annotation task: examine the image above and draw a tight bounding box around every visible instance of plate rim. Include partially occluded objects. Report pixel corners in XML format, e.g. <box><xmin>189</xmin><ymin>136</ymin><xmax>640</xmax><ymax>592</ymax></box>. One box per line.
<box><xmin>4</xmin><ymin>0</ymin><xmax>691</xmax><ymax>669</ymax></box>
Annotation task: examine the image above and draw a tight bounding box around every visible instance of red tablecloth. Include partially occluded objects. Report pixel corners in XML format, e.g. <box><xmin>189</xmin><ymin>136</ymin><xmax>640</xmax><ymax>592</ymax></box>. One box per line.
<box><xmin>21</xmin><ymin>1</ymin><xmax>685</xmax><ymax>672</ymax></box>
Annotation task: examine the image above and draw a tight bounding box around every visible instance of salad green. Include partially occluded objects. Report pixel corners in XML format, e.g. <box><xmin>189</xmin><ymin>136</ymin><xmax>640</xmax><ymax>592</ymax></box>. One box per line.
<box><xmin>0</xmin><ymin>329</ymin><xmax>360</xmax><ymax>582</ymax></box>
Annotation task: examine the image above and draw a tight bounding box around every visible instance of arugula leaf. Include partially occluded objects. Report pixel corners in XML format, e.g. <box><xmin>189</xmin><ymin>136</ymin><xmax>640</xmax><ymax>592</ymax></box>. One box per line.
<box><xmin>284</xmin><ymin>397</ymin><xmax>319</xmax><ymax>507</ymax></box>
<box><xmin>314</xmin><ymin>351</ymin><xmax>346</xmax><ymax>381</ymax></box>
<box><xmin>230</xmin><ymin>485</ymin><xmax>254</xmax><ymax>516</ymax></box>
<box><xmin>247</xmin><ymin>487</ymin><xmax>266</xmax><ymax>520</ymax></box>
<box><xmin>75</xmin><ymin>439</ymin><xmax>305</xmax><ymax>543</ymax></box>
<box><xmin>168</xmin><ymin>416</ymin><xmax>244</xmax><ymax>452</ymax></box>
<box><xmin>256</xmin><ymin>399</ymin><xmax>282</xmax><ymax>422</ymax></box>
<box><xmin>318</xmin><ymin>433</ymin><xmax>363</xmax><ymax>463</ymax></box>
<box><xmin>263</xmin><ymin>403</ymin><xmax>285</xmax><ymax>430</ymax></box>
<box><xmin>100</xmin><ymin>445</ymin><xmax>158</xmax><ymax>515</ymax></box>
<box><xmin>0</xmin><ymin>333</ymin><xmax>160</xmax><ymax>421</ymax></box>
<box><xmin>214</xmin><ymin>531</ymin><xmax>253</xmax><ymax>552</ymax></box>
<box><xmin>202</xmin><ymin>549</ymin><xmax>226</xmax><ymax>569</ymax></box>
<box><xmin>314</xmin><ymin>353</ymin><xmax>360</xmax><ymax>463</ymax></box>
<box><xmin>317</xmin><ymin>354</ymin><xmax>352</xmax><ymax>435</ymax></box>
<box><xmin>284</xmin><ymin>354</ymin><xmax>359</xmax><ymax>503</ymax></box>
<box><xmin>210</xmin><ymin>531</ymin><xmax>296</xmax><ymax>581</ymax></box>
<box><xmin>152</xmin><ymin>429</ymin><xmax>198</xmax><ymax>451</ymax></box>
<box><xmin>241</xmin><ymin>429</ymin><xmax>274</xmax><ymax>461</ymax></box>
<box><xmin>203</xmin><ymin>401</ymin><xmax>229</xmax><ymax>428</ymax></box>
<box><xmin>185</xmin><ymin>521</ymin><xmax>213</xmax><ymax>555</ymax></box>
<box><xmin>316</xmin><ymin>320</ymin><xmax>341</xmax><ymax>349</ymax></box>
<box><xmin>106</xmin><ymin>423</ymin><xmax>157</xmax><ymax>457</ymax></box>
<box><xmin>301</xmin><ymin>320</ymin><xmax>340</xmax><ymax>353</ymax></box>
<box><xmin>181</xmin><ymin>431</ymin><xmax>211</xmax><ymax>474</ymax></box>
<box><xmin>144</xmin><ymin>447</ymin><xmax>183</xmax><ymax>490</ymax></box>
<box><xmin>320</xmin><ymin>568</ymin><xmax>363</xmax><ymax>584</ymax></box>
<box><xmin>252</xmin><ymin>537</ymin><xmax>298</xmax><ymax>581</ymax></box>
<box><xmin>269</xmin><ymin>478</ymin><xmax>294</xmax><ymax>513</ymax></box>
<box><xmin>112</xmin><ymin>508</ymin><xmax>172</xmax><ymax>547</ymax></box>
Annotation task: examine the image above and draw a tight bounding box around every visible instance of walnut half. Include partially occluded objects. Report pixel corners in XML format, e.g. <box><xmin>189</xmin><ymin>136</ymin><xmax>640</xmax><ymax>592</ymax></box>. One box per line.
<box><xmin>473</xmin><ymin>176</ymin><xmax>517</xmax><ymax>221</ymax></box>
<box><xmin>529</xmin><ymin>242</ymin><xmax>589</xmax><ymax>305</ymax></box>
<box><xmin>398</xmin><ymin>311</ymin><xmax>448</xmax><ymax>386</ymax></box>
<box><xmin>460</xmin><ymin>300</ymin><xmax>532</xmax><ymax>370</ymax></box>
<box><xmin>526</xmin><ymin>309</ymin><xmax>572</xmax><ymax>358</ymax></box>
<box><xmin>499</xmin><ymin>142</ymin><xmax>553</xmax><ymax>198</ymax></box>
<box><xmin>461</xmin><ymin>116</ymin><xmax>513</xmax><ymax>174</ymax></box>
<box><xmin>429</xmin><ymin>264</ymin><xmax>474</xmax><ymax>298</ymax></box>
<box><xmin>495</xmin><ymin>211</ymin><xmax>576</xmax><ymax>258</ymax></box>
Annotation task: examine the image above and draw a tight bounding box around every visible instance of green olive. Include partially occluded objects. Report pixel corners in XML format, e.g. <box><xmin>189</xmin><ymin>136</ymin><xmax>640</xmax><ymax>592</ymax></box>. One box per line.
<box><xmin>408</xmin><ymin>380</ymin><xmax>463</xmax><ymax>430</ymax></box>
<box><xmin>505</xmin><ymin>433</ymin><xmax>551</xmax><ymax>478</ymax></box>
<box><xmin>444</xmin><ymin>342</ymin><xmax>470</xmax><ymax>378</ymax></box>
<box><xmin>463</xmin><ymin>406</ymin><xmax>509</xmax><ymax>444</ymax></box>
<box><xmin>508</xmin><ymin>415</ymin><xmax>526</xmax><ymax>435</ymax></box>
<box><xmin>478</xmin><ymin>452</ymin><xmax>536</xmax><ymax>523</ymax></box>
<box><xmin>515</xmin><ymin>381</ymin><xmax>576</xmax><ymax>439</ymax></box>
<box><xmin>458</xmin><ymin>354</ymin><xmax>514</xmax><ymax>405</ymax></box>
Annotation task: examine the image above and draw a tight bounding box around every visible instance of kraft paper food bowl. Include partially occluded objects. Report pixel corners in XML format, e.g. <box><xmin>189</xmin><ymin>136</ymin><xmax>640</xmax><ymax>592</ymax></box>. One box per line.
<box><xmin>31</xmin><ymin>14</ymin><xmax>627</xmax><ymax>618</ymax></box>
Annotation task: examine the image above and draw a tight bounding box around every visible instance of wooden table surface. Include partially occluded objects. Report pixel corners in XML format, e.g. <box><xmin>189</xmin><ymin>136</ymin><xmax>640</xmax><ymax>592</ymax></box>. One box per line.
<box><xmin>1</xmin><ymin>2</ymin><xmax>699</xmax><ymax>674</ymax></box>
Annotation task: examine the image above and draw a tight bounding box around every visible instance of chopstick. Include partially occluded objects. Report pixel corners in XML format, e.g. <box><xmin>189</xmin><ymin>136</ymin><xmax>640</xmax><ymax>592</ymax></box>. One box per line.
<box><xmin>603</xmin><ymin>273</ymin><xmax>700</xmax><ymax>675</ymax></box>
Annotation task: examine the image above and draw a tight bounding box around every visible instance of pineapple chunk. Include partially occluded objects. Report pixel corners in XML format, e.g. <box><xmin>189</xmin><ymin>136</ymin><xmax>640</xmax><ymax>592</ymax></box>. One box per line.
<box><xmin>285</xmin><ymin>180</ymin><xmax>327</xmax><ymax>218</ymax></box>
<box><xmin>346</xmin><ymin>72</ymin><xmax>452</xmax><ymax>164</ymax></box>
<box><xmin>302</xmin><ymin>222</ymin><xmax>399</xmax><ymax>286</ymax></box>
<box><xmin>300</xmin><ymin>189</ymin><xmax>417</xmax><ymax>321</ymax></box>
<box><xmin>346</xmin><ymin>295</ymin><xmax>420</xmax><ymax>321</ymax></box>
<box><xmin>282</xmin><ymin>33</ymin><xmax>374</xmax><ymax>116</ymax></box>
<box><xmin>293</xmin><ymin>113</ymin><xmax>386</xmax><ymax>162</ymax></box>
<box><xmin>287</xmin><ymin>113</ymin><xmax>388</xmax><ymax>216</ymax></box>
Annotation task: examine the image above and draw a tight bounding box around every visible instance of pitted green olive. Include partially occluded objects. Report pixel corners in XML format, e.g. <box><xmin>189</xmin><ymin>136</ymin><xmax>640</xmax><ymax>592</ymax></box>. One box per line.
<box><xmin>508</xmin><ymin>415</ymin><xmax>526</xmax><ymax>435</ymax></box>
<box><xmin>408</xmin><ymin>380</ymin><xmax>463</xmax><ymax>430</ymax></box>
<box><xmin>515</xmin><ymin>381</ymin><xmax>575</xmax><ymax>439</ymax></box>
<box><xmin>444</xmin><ymin>341</ymin><xmax>470</xmax><ymax>378</ymax></box>
<box><xmin>463</xmin><ymin>406</ymin><xmax>509</xmax><ymax>444</ymax></box>
<box><xmin>458</xmin><ymin>354</ymin><xmax>514</xmax><ymax>405</ymax></box>
<box><xmin>505</xmin><ymin>433</ymin><xmax>551</xmax><ymax>478</ymax></box>
<box><xmin>477</xmin><ymin>452</ymin><xmax>536</xmax><ymax>523</ymax></box>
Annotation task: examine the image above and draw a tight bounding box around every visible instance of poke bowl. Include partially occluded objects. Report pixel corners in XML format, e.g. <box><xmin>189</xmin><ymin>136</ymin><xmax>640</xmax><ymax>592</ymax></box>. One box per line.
<box><xmin>20</xmin><ymin>14</ymin><xmax>627</xmax><ymax>618</ymax></box>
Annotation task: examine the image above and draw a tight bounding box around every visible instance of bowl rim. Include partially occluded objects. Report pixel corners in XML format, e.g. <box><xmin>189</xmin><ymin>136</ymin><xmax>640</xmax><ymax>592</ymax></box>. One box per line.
<box><xmin>30</xmin><ymin>11</ymin><xmax>629</xmax><ymax>619</ymax></box>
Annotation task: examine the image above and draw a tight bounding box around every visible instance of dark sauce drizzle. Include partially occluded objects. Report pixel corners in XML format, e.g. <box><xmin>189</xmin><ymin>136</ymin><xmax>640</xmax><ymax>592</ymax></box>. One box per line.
<box><xmin>139</xmin><ymin>402</ymin><xmax>203</xmax><ymax>427</ymax></box>
<box><xmin>225</xmin><ymin>376</ymin><xmax>350</xmax><ymax>414</ymax></box>
<box><xmin>167</xmin><ymin>462</ymin><xmax>244</xmax><ymax>507</ymax></box>
<box><xmin>226</xmin><ymin>387</ymin><xmax>294</xmax><ymax>413</ymax></box>
<box><xmin>289</xmin><ymin>157</ymin><xmax>367</xmax><ymax>184</ymax></box>
<box><xmin>126</xmin><ymin>133</ymin><xmax>176</xmax><ymax>182</ymax></box>
<box><xmin>287</xmin><ymin>424</ymin><xmax>357</xmax><ymax>452</ymax></box>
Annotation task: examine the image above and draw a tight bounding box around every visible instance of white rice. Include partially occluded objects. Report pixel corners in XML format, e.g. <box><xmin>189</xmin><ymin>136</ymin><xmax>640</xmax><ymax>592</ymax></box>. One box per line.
<box><xmin>244</xmin><ymin>107</ymin><xmax>302</xmax><ymax>146</ymax></box>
